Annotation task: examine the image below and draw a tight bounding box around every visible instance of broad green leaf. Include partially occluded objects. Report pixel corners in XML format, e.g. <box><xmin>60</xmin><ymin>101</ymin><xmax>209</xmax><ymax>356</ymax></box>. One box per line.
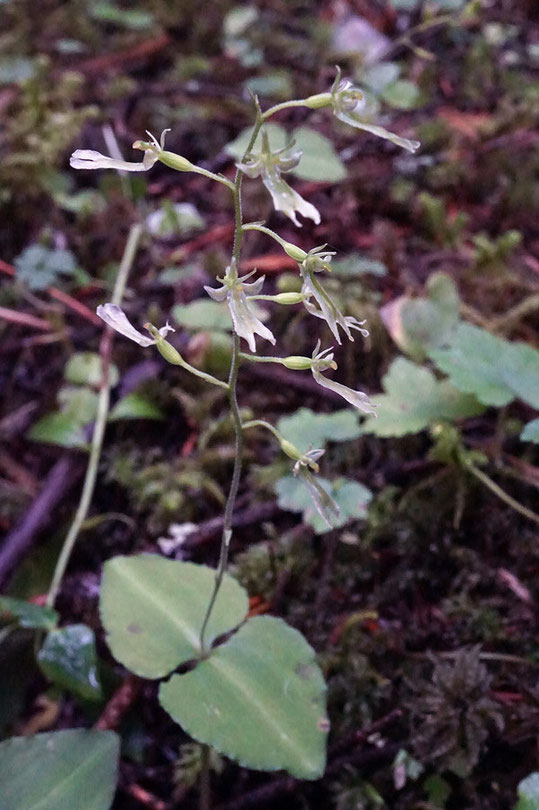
<box><xmin>0</xmin><ymin>729</ymin><xmax>119</xmax><ymax>810</ymax></box>
<box><xmin>57</xmin><ymin>386</ymin><xmax>99</xmax><ymax>424</ymax></box>
<box><xmin>289</xmin><ymin>127</ymin><xmax>347</xmax><ymax>182</ymax></box>
<box><xmin>173</xmin><ymin>299</ymin><xmax>231</xmax><ymax>332</ymax></box>
<box><xmin>38</xmin><ymin>624</ymin><xmax>103</xmax><ymax>701</ymax></box>
<box><xmin>521</xmin><ymin>418</ymin><xmax>539</xmax><ymax>444</ymax></box>
<box><xmin>363</xmin><ymin>61</ymin><xmax>400</xmax><ymax>93</ymax></box>
<box><xmin>146</xmin><ymin>202</ymin><xmax>205</xmax><ymax>238</ymax></box>
<box><xmin>330</xmin><ymin>253</ymin><xmax>387</xmax><ymax>278</ymax></box>
<box><xmin>109</xmin><ymin>392</ymin><xmax>164</xmax><ymax>422</ymax></box>
<box><xmin>100</xmin><ymin>555</ymin><xmax>249</xmax><ymax>678</ymax></box>
<box><xmin>277</xmin><ymin>407</ymin><xmax>362</xmax><ymax>453</ymax></box>
<box><xmin>226</xmin><ymin>124</ymin><xmax>347</xmax><ymax>182</ymax></box>
<box><xmin>363</xmin><ymin>357</ymin><xmax>484</xmax><ymax>437</ymax></box>
<box><xmin>90</xmin><ymin>1</ymin><xmax>155</xmax><ymax>29</ymax></box>
<box><xmin>15</xmin><ymin>245</ymin><xmax>77</xmax><ymax>291</ymax></box>
<box><xmin>0</xmin><ymin>596</ymin><xmax>58</xmax><ymax>630</ymax></box>
<box><xmin>275</xmin><ymin>475</ymin><xmax>372</xmax><ymax>535</ymax></box>
<box><xmin>159</xmin><ymin>616</ymin><xmax>328</xmax><ymax>779</ymax></box>
<box><xmin>516</xmin><ymin>773</ymin><xmax>539</xmax><ymax>810</ymax></box>
<box><xmin>382</xmin><ymin>79</ymin><xmax>422</xmax><ymax>110</ymax></box>
<box><xmin>27</xmin><ymin>412</ymin><xmax>87</xmax><ymax>449</ymax></box>
<box><xmin>226</xmin><ymin>123</ymin><xmax>287</xmax><ymax>161</ymax></box>
<box><xmin>429</xmin><ymin>323</ymin><xmax>539</xmax><ymax>408</ymax></box>
<box><xmin>381</xmin><ymin>272</ymin><xmax>460</xmax><ymax>361</ymax></box>
<box><xmin>244</xmin><ymin>71</ymin><xmax>293</xmax><ymax>99</ymax></box>
<box><xmin>64</xmin><ymin>353</ymin><xmax>119</xmax><ymax>388</ymax></box>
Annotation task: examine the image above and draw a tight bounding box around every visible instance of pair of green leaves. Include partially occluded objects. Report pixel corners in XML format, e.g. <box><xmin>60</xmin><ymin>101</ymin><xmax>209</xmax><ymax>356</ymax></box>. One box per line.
<box><xmin>100</xmin><ymin>554</ymin><xmax>328</xmax><ymax>779</ymax></box>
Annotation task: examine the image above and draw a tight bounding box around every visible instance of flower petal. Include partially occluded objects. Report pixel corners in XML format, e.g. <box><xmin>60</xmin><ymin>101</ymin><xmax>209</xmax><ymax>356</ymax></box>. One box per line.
<box><xmin>262</xmin><ymin>168</ymin><xmax>320</xmax><ymax>227</ymax></box>
<box><xmin>295</xmin><ymin>466</ymin><xmax>340</xmax><ymax>529</ymax></box>
<box><xmin>334</xmin><ymin>109</ymin><xmax>420</xmax><ymax>153</ymax></box>
<box><xmin>312</xmin><ymin>366</ymin><xmax>376</xmax><ymax>415</ymax></box>
<box><xmin>96</xmin><ymin>303</ymin><xmax>156</xmax><ymax>346</ymax></box>
<box><xmin>228</xmin><ymin>288</ymin><xmax>275</xmax><ymax>353</ymax></box>
<box><xmin>69</xmin><ymin>150</ymin><xmax>150</xmax><ymax>172</ymax></box>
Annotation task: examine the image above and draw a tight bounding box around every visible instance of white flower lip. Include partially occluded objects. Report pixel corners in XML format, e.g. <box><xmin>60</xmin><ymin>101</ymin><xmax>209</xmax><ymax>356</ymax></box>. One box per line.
<box><xmin>96</xmin><ymin>303</ymin><xmax>174</xmax><ymax>347</ymax></box>
<box><xmin>70</xmin><ymin>150</ymin><xmax>151</xmax><ymax>172</ymax></box>
<box><xmin>310</xmin><ymin>342</ymin><xmax>377</xmax><ymax>416</ymax></box>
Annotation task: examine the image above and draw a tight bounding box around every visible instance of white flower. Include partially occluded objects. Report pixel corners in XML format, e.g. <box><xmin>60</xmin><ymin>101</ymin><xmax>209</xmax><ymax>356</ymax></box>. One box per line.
<box><xmin>204</xmin><ymin>266</ymin><xmax>275</xmax><ymax>353</ymax></box>
<box><xmin>300</xmin><ymin>259</ymin><xmax>369</xmax><ymax>344</ymax></box>
<box><xmin>96</xmin><ymin>303</ymin><xmax>174</xmax><ymax>347</ymax></box>
<box><xmin>310</xmin><ymin>342</ymin><xmax>377</xmax><ymax>416</ymax></box>
<box><xmin>70</xmin><ymin>129</ymin><xmax>171</xmax><ymax>172</ymax></box>
<box><xmin>294</xmin><ymin>464</ymin><xmax>340</xmax><ymax>530</ymax></box>
<box><xmin>330</xmin><ymin>72</ymin><xmax>420</xmax><ymax>154</ymax></box>
<box><xmin>237</xmin><ymin>132</ymin><xmax>320</xmax><ymax>227</ymax></box>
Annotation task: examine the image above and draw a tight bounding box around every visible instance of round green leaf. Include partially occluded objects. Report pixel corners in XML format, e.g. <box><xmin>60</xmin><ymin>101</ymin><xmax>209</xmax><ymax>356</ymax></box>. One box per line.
<box><xmin>290</xmin><ymin>127</ymin><xmax>347</xmax><ymax>182</ymax></box>
<box><xmin>65</xmin><ymin>352</ymin><xmax>119</xmax><ymax>388</ymax></box>
<box><xmin>38</xmin><ymin>624</ymin><xmax>103</xmax><ymax>701</ymax></box>
<box><xmin>0</xmin><ymin>596</ymin><xmax>58</xmax><ymax>630</ymax></box>
<box><xmin>159</xmin><ymin>616</ymin><xmax>328</xmax><ymax>779</ymax></box>
<box><xmin>0</xmin><ymin>729</ymin><xmax>119</xmax><ymax>810</ymax></box>
<box><xmin>173</xmin><ymin>299</ymin><xmax>232</xmax><ymax>332</ymax></box>
<box><xmin>109</xmin><ymin>392</ymin><xmax>164</xmax><ymax>422</ymax></box>
<box><xmin>100</xmin><ymin>555</ymin><xmax>249</xmax><ymax>678</ymax></box>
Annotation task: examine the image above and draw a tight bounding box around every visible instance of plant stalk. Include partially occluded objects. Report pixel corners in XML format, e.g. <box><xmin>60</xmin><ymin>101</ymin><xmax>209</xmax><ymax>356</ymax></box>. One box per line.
<box><xmin>46</xmin><ymin>222</ymin><xmax>143</xmax><ymax>607</ymax></box>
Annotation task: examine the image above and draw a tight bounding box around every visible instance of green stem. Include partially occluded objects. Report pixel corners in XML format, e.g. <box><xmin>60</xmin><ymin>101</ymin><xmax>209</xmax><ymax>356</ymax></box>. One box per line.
<box><xmin>46</xmin><ymin>222</ymin><xmax>143</xmax><ymax>607</ymax></box>
<box><xmin>198</xmin><ymin>110</ymin><xmax>265</xmax><ymax>654</ymax></box>
<box><xmin>193</xmin><ymin>165</ymin><xmax>235</xmax><ymax>192</ymax></box>
<box><xmin>467</xmin><ymin>463</ymin><xmax>539</xmax><ymax>528</ymax></box>
<box><xmin>242</xmin><ymin>418</ymin><xmax>282</xmax><ymax>443</ymax></box>
<box><xmin>163</xmin><ymin>351</ymin><xmax>229</xmax><ymax>389</ymax></box>
<box><xmin>262</xmin><ymin>99</ymin><xmax>312</xmax><ymax>120</ymax></box>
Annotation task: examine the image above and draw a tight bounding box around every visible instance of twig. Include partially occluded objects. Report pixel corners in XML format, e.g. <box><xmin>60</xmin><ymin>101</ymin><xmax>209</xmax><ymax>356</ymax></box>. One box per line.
<box><xmin>94</xmin><ymin>674</ymin><xmax>142</xmax><ymax>731</ymax></box>
<box><xmin>0</xmin><ymin>456</ymin><xmax>84</xmax><ymax>589</ymax></box>
<box><xmin>182</xmin><ymin>501</ymin><xmax>278</xmax><ymax>550</ymax></box>
<box><xmin>0</xmin><ymin>306</ymin><xmax>51</xmax><ymax>331</ymax></box>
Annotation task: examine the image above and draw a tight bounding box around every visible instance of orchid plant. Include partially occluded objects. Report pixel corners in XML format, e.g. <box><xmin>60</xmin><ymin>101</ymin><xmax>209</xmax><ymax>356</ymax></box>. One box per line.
<box><xmin>71</xmin><ymin>71</ymin><xmax>418</xmax><ymax>796</ymax></box>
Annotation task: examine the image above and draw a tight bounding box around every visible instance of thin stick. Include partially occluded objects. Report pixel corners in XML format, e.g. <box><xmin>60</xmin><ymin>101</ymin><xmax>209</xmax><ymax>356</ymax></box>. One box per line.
<box><xmin>467</xmin><ymin>462</ymin><xmax>539</xmax><ymax>528</ymax></box>
<box><xmin>46</xmin><ymin>223</ymin><xmax>143</xmax><ymax>607</ymax></box>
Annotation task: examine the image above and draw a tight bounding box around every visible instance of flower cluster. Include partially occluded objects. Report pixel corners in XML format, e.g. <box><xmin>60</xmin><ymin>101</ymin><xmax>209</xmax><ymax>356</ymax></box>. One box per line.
<box><xmin>72</xmin><ymin>75</ymin><xmax>414</xmax><ymax>527</ymax></box>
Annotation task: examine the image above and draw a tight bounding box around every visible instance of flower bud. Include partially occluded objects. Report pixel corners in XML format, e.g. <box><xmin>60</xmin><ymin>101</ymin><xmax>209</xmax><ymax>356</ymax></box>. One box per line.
<box><xmin>157</xmin><ymin>151</ymin><xmax>194</xmax><ymax>172</ymax></box>
<box><xmin>281</xmin><ymin>355</ymin><xmax>313</xmax><ymax>370</ymax></box>
<box><xmin>304</xmin><ymin>92</ymin><xmax>333</xmax><ymax>110</ymax></box>
<box><xmin>271</xmin><ymin>292</ymin><xmax>304</xmax><ymax>305</ymax></box>
<box><xmin>155</xmin><ymin>339</ymin><xmax>184</xmax><ymax>365</ymax></box>
<box><xmin>282</xmin><ymin>241</ymin><xmax>308</xmax><ymax>262</ymax></box>
<box><xmin>280</xmin><ymin>439</ymin><xmax>303</xmax><ymax>462</ymax></box>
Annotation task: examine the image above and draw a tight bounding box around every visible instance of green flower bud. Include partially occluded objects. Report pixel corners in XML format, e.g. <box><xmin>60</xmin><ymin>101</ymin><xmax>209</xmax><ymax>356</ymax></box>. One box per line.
<box><xmin>282</xmin><ymin>241</ymin><xmax>308</xmax><ymax>262</ymax></box>
<box><xmin>271</xmin><ymin>292</ymin><xmax>304</xmax><ymax>305</ymax></box>
<box><xmin>280</xmin><ymin>439</ymin><xmax>303</xmax><ymax>462</ymax></box>
<box><xmin>155</xmin><ymin>339</ymin><xmax>184</xmax><ymax>365</ymax></box>
<box><xmin>281</xmin><ymin>355</ymin><xmax>313</xmax><ymax>370</ymax></box>
<box><xmin>157</xmin><ymin>151</ymin><xmax>194</xmax><ymax>172</ymax></box>
<box><xmin>304</xmin><ymin>92</ymin><xmax>333</xmax><ymax>110</ymax></box>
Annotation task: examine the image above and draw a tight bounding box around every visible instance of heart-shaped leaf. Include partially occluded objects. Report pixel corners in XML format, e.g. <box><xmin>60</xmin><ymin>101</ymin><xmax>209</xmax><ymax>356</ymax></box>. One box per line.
<box><xmin>277</xmin><ymin>407</ymin><xmax>362</xmax><ymax>453</ymax></box>
<box><xmin>100</xmin><ymin>555</ymin><xmax>249</xmax><ymax>678</ymax></box>
<box><xmin>159</xmin><ymin>616</ymin><xmax>328</xmax><ymax>779</ymax></box>
<box><xmin>38</xmin><ymin>624</ymin><xmax>103</xmax><ymax>701</ymax></box>
<box><xmin>429</xmin><ymin>323</ymin><xmax>539</xmax><ymax>408</ymax></box>
<box><xmin>363</xmin><ymin>357</ymin><xmax>484</xmax><ymax>437</ymax></box>
<box><xmin>0</xmin><ymin>729</ymin><xmax>119</xmax><ymax>810</ymax></box>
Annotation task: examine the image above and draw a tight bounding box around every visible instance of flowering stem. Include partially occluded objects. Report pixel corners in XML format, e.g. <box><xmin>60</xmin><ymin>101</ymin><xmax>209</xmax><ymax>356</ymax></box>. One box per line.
<box><xmin>192</xmin><ymin>165</ymin><xmax>235</xmax><ymax>192</ymax></box>
<box><xmin>199</xmin><ymin>110</ymin><xmax>265</xmax><ymax>654</ymax></box>
<box><xmin>46</xmin><ymin>222</ymin><xmax>143</xmax><ymax>608</ymax></box>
